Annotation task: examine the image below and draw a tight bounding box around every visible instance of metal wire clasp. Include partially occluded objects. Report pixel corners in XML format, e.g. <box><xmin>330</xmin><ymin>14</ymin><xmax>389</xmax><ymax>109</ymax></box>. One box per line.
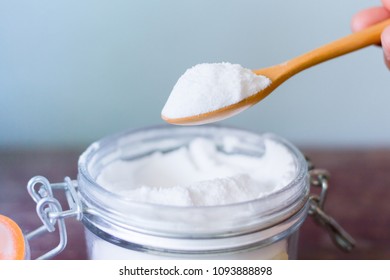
<box><xmin>308</xmin><ymin>168</ymin><xmax>355</xmax><ymax>252</ymax></box>
<box><xmin>26</xmin><ymin>176</ymin><xmax>82</xmax><ymax>259</ymax></box>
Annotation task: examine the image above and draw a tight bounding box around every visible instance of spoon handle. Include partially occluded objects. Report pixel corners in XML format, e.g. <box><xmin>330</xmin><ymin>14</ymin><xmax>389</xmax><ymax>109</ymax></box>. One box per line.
<box><xmin>284</xmin><ymin>18</ymin><xmax>390</xmax><ymax>77</ymax></box>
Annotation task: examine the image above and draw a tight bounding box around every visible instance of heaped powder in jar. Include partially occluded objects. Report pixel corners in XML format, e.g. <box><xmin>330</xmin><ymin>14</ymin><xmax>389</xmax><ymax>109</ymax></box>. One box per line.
<box><xmin>96</xmin><ymin>137</ymin><xmax>295</xmax><ymax>207</ymax></box>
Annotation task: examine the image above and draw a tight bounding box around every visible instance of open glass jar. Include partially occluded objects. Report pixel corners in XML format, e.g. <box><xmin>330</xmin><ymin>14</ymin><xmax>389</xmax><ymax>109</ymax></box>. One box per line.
<box><xmin>26</xmin><ymin>125</ymin><xmax>354</xmax><ymax>259</ymax></box>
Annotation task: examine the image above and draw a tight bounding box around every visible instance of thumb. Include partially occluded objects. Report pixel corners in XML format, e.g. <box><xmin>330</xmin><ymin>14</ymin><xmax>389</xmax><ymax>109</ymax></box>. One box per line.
<box><xmin>382</xmin><ymin>26</ymin><xmax>390</xmax><ymax>69</ymax></box>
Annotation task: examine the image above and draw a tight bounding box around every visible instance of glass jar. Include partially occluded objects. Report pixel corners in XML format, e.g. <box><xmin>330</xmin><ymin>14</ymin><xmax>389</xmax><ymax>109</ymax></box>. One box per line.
<box><xmin>78</xmin><ymin>125</ymin><xmax>308</xmax><ymax>260</ymax></box>
<box><xmin>26</xmin><ymin>125</ymin><xmax>354</xmax><ymax>259</ymax></box>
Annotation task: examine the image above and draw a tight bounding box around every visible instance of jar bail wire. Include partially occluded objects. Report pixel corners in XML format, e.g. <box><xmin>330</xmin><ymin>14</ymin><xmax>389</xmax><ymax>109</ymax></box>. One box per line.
<box><xmin>26</xmin><ymin>176</ymin><xmax>82</xmax><ymax>260</ymax></box>
<box><xmin>307</xmin><ymin>161</ymin><xmax>356</xmax><ymax>252</ymax></box>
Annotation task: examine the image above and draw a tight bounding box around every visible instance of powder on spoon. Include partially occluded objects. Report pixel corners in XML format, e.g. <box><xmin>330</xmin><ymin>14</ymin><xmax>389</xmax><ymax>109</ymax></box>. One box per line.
<box><xmin>161</xmin><ymin>62</ymin><xmax>271</xmax><ymax>119</ymax></box>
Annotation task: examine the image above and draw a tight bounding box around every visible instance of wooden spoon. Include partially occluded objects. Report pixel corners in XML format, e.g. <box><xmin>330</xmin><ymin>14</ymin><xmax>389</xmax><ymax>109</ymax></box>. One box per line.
<box><xmin>163</xmin><ymin>19</ymin><xmax>390</xmax><ymax>125</ymax></box>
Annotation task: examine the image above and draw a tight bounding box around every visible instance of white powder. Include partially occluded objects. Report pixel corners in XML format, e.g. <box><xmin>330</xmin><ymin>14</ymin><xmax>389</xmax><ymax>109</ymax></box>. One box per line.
<box><xmin>161</xmin><ymin>62</ymin><xmax>271</xmax><ymax>119</ymax></box>
<box><xmin>86</xmin><ymin>228</ymin><xmax>288</xmax><ymax>259</ymax></box>
<box><xmin>89</xmin><ymin>134</ymin><xmax>299</xmax><ymax>259</ymax></box>
<box><xmin>96</xmin><ymin>137</ymin><xmax>296</xmax><ymax>207</ymax></box>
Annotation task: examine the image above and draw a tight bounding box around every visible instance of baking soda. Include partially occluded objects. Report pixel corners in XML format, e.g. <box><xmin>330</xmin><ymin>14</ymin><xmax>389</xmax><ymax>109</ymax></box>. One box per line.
<box><xmin>161</xmin><ymin>62</ymin><xmax>271</xmax><ymax>119</ymax></box>
<box><xmin>92</xmin><ymin>136</ymin><xmax>296</xmax><ymax>259</ymax></box>
<box><xmin>96</xmin><ymin>137</ymin><xmax>295</xmax><ymax>207</ymax></box>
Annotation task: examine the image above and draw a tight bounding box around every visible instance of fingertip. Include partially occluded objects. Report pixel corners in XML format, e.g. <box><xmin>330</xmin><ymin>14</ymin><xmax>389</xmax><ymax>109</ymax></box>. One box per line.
<box><xmin>351</xmin><ymin>10</ymin><xmax>368</xmax><ymax>32</ymax></box>
<box><xmin>382</xmin><ymin>26</ymin><xmax>390</xmax><ymax>69</ymax></box>
<box><xmin>351</xmin><ymin>7</ymin><xmax>390</xmax><ymax>32</ymax></box>
<box><xmin>382</xmin><ymin>0</ymin><xmax>390</xmax><ymax>11</ymax></box>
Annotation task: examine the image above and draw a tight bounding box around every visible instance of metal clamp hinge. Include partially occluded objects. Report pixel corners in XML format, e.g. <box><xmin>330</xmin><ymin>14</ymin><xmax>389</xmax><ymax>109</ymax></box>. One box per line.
<box><xmin>26</xmin><ymin>176</ymin><xmax>82</xmax><ymax>260</ymax></box>
<box><xmin>308</xmin><ymin>168</ymin><xmax>356</xmax><ymax>252</ymax></box>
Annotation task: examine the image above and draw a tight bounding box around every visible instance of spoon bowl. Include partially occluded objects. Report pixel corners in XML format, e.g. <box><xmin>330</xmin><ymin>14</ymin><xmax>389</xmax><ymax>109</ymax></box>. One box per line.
<box><xmin>163</xmin><ymin>18</ymin><xmax>390</xmax><ymax>125</ymax></box>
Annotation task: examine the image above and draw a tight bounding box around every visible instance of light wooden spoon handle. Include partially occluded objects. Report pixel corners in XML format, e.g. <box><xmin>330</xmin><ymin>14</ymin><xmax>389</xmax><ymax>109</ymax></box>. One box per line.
<box><xmin>255</xmin><ymin>18</ymin><xmax>390</xmax><ymax>81</ymax></box>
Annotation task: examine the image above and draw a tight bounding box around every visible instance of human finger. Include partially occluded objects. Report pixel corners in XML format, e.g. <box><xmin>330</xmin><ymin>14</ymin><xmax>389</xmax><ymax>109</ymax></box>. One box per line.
<box><xmin>351</xmin><ymin>7</ymin><xmax>390</xmax><ymax>32</ymax></box>
<box><xmin>382</xmin><ymin>0</ymin><xmax>390</xmax><ymax>11</ymax></box>
<box><xmin>382</xmin><ymin>26</ymin><xmax>390</xmax><ymax>69</ymax></box>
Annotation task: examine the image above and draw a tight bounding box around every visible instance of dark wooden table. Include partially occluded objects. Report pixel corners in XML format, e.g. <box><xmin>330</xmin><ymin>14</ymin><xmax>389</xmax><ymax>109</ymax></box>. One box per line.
<box><xmin>1</xmin><ymin>148</ymin><xmax>390</xmax><ymax>259</ymax></box>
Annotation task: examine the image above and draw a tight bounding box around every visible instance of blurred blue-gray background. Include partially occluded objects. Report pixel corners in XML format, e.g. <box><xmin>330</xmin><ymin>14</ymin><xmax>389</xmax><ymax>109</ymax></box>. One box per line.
<box><xmin>1</xmin><ymin>0</ymin><xmax>389</xmax><ymax>148</ymax></box>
